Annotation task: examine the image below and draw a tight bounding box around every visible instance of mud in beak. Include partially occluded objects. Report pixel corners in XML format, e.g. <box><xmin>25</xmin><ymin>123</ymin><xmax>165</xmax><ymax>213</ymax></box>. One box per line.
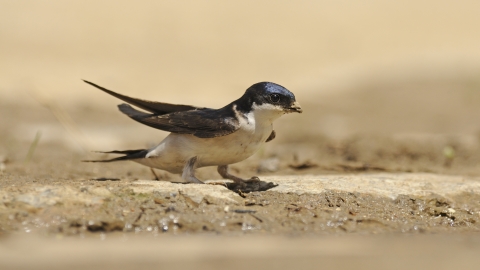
<box><xmin>286</xmin><ymin>101</ymin><xmax>303</xmax><ymax>113</ymax></box>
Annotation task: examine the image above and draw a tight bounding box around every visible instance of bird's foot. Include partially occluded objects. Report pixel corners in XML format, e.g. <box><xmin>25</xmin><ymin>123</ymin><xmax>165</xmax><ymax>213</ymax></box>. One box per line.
<box><xmin>181</xmin><ymin>156</ymin><xmax>205</xmax><ymax>184</ymax></box>
<box><xmin>217</xmin><ymin>165</ymin><xmax>277</xmax><ymax>193</ymax></box>
<box><xmin>225</xmin><ymin>179</ymin><xmax>278</xmax><ymax>194</ymax></box>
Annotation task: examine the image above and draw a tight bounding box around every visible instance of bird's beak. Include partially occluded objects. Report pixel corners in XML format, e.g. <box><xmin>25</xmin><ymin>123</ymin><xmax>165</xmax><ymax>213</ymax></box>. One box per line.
<box><xmin>287</xmin><ymin>101</ymin><xmax>303</xmax><ymax>113</ymax></box>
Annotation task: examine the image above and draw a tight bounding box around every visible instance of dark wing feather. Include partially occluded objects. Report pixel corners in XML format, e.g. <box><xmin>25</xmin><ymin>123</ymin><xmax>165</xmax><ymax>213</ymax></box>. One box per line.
<box><xmin>118</xmin><ymin>104</ymin><xmax>239</xmax><ymax>138</ymax></box>
<box><xmin>83</xmin><ymin>80</ymin><xmax>202</xmax><ymax>114</ymax></box>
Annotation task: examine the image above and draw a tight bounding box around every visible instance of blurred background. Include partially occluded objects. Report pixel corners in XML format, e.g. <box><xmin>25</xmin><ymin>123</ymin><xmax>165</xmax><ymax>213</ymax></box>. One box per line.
<box><xmin>1</xmin><ymin>0</ymin><xmax>480</xmax><ymax>178</ymax></box>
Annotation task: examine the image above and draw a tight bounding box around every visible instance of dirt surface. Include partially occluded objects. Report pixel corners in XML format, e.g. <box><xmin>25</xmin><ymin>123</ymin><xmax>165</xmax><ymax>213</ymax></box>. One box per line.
<box><xmin>2</xmin><ymin>173</ymin><xmax>480</xmax><ymax>237</ymax></box>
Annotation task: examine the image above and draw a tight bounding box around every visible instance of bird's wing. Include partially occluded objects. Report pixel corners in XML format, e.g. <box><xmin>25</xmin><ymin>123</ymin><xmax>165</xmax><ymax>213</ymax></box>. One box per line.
<box><xmin>118</xmin><ymin>104</ymin><xmax>240</xmax><ymax>138</ymax></box>
<box><xmin>83</xmin><ymin>80</ymin><xmax>202</xmax><ymax>114</ymax></box>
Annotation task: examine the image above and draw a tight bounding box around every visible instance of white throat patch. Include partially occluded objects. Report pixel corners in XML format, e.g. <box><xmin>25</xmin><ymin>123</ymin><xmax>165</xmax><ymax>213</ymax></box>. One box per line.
<box><xmin>251</xmin><ymin>102</ymin><xmax>285</xmax><ymax>122</ymax></box>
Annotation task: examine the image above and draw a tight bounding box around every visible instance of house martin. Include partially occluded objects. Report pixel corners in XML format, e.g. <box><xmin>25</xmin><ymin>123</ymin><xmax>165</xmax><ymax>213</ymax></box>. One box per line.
<box><xmin>83</xmin><ymin>80</ymin><xmax>302</xmax><ymax>186</ymax></box>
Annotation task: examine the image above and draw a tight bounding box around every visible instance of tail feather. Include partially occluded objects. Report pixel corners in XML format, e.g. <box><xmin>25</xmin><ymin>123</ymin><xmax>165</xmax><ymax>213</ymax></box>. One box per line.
<box><xmin>82</xmin><ymin>80</ymin><xmax>201</xmax><ymax>115</ymax></box>
<box><xmin>83</xmin><ymin>149</ymin><xmax>148</xmax><ymax>163</ymax></box>
<box><xmin>95</xmin><ymin>149</ymin><xmax>147</xmax><ymax>155</ymax></box>
<box><xmin>118</xmin><ymin>103</ymin><xmax>150</xmax><ymax>119</ymax></box>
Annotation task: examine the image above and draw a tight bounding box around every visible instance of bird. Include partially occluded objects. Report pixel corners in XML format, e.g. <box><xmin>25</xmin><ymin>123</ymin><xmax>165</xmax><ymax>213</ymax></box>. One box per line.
<box><xmin>83</xmin><ymin>80</ymin><xmax>302</xmax><ymax>185</ymax></box>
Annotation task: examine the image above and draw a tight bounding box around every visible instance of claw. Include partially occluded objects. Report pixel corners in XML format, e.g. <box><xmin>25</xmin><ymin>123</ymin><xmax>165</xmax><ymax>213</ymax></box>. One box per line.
<box><xmin>244</xmin><ymin>176</ymin><xmax>260</xmax><ymax>182</ymax></box>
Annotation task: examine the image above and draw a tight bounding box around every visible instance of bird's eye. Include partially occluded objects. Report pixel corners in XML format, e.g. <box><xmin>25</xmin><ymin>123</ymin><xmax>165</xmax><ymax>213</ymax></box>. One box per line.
<box><xmin>270</xmin><ymin>93</ymin><xmax>281</xmax><ymax>103</ymax></box>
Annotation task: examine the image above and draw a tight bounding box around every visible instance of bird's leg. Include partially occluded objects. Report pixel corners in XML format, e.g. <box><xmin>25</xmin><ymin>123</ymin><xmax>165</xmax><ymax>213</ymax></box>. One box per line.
<box><xmin>217</xmin><ymin>165</ymin><xmax>260</xmax><ymax>184</ymax></box>
<box><xmin>181</xmin><ymin>156</ymin><xmax>204</xmax><ymax>184</ymax></box>
<box><xmin>150</xmin><ymin>168</ymin><xmax>160</xmax><ymax>181</ymax></box>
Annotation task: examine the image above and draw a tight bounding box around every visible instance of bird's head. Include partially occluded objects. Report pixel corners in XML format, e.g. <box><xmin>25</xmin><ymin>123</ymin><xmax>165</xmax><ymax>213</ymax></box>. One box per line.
<box><xmin>238</xmin><ymin>82</ymin><xmax>302</xmax><ymax>116</ymax></box>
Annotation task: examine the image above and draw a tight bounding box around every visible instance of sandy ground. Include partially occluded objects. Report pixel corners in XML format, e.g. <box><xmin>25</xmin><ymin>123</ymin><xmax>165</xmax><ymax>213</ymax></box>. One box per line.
<box><xmin>2</xmin><ymin>1</ymin><xmax>480</xmax><ymax>269</ymax></box>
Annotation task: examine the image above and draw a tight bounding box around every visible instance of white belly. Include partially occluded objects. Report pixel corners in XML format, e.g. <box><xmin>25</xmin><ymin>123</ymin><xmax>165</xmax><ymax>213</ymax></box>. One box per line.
<box><xmin>134</xmin><ymin>124</ymin><xmax>272</xmax><ymax>173</ymax></box>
